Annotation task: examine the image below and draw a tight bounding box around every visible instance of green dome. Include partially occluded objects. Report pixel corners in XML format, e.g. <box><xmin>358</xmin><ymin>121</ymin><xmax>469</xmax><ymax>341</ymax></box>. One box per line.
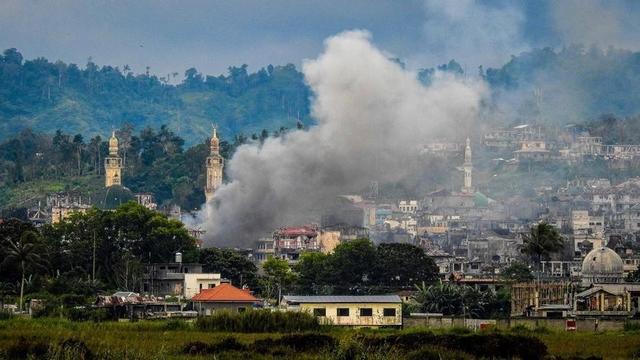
<box><xmin>474</xmin><ymin>192</ymin><xmax>489</xmax><ymax>207</ymax></box>
<box><xmin>94</xmin><ymin>185</ymin><xmax>135</xmax><ymax>210</ymax></box>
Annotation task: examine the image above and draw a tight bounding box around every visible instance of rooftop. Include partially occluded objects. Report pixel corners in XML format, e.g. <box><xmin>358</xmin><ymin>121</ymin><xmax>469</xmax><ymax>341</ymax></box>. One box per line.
<box><xmin>191</xmin><ymin>283</ymin><xmax>257</xmax><ymax>303</ymax></box>
<box><xmin>282</xmin><ymin>295</ymin><xmax>401</xmax><ymax>304</ymax></box>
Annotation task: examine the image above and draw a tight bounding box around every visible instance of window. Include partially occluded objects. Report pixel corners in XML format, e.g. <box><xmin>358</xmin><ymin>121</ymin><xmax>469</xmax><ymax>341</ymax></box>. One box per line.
<box><xmin>383</xmin><ymin>308</ymin><xmax>396</xmax><ymax>317</ymax></box>
<box><xmin>237</xmin><ymin>307</ymin><xmax>246</xmax><ymax>313</ymax></box>
<box><xmin>359</xmin><ymin>308</ymin><xmax>373</xmax><ymax>317</ymax></box>
<box><xmin>313</xmin><ymin>308</ymin><xmax>326</xmax><ymax>317</ymax></box>
<box><xmin>208</xmin><ymin>284</ymin><xmax>216</xmax><ymax>289</ymax></box>
<box><xmin>337</xmin><ymin>308</ymin><xmax>349</xmax><ymax>317</ymax></box>
<box><xmin>199</xmin><ymin>284</ymin><xmax>203</xmax><ymax>291</ymax></box>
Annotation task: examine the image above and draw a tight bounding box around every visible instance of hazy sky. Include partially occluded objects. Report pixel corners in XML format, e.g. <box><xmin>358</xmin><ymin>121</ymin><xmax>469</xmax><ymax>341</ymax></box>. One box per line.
<box><xmin>1</xmin><ymin>0</ymin><xmax>639</xmax><ymax>79</ymax></box>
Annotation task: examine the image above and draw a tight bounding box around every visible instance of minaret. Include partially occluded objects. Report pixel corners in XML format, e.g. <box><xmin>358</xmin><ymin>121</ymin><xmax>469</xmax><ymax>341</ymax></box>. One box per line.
<box><xmin>462</xmin><ymin>137</ymin><xmax>473</xmax><ymax>193</ymax></box>
<box><xmin>205</xmin><ymin>127</ymin><xmax>224</xmax><ymax>202</ymax></box>
<box><xmin>104</xmin><ymin>131</ymin><xmax>123</xmax><ymax>187</ymax></box>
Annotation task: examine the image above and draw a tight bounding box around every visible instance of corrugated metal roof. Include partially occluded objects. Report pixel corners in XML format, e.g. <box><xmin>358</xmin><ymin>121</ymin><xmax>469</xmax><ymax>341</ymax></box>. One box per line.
<box><xmin>282</xmin><ymin>295</ymin><xmax>401</xmax><ymax>304</ymax></box>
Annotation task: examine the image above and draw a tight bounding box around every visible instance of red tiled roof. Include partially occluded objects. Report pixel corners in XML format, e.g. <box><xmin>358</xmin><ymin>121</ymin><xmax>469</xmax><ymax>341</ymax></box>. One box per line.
<box><xmin>191</xmin><ymin>283</ymin><xmax>258</xmax><ymax>303</ymax></box>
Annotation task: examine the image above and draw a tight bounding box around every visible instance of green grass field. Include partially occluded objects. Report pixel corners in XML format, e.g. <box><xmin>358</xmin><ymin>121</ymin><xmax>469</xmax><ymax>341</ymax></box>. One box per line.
<box><xmin>1</xmin><ymin>318</ymin><xmax>640</xmax><ymax>359</ymax></box>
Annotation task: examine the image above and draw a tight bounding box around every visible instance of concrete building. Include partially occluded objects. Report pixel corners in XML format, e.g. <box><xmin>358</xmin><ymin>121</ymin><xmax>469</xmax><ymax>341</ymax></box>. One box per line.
<box><xmin>510</xmin><ymin>282</ymin><xmax>574</xmax><ymax>317</ymax></box>
<box><xmin>281</xmin><ymin>295</ymin><xmax>402</xmax><ymax>328</ymax></box>
<box><xmin>135</xmin><ymin>193</ymin><xmax>157</xmax><ymax>210</ymax></box>
<box><xmin>273</xmin><ymin>225</ymin><xmax>320</xmax><ymax>263</ymax></box>
<box><xmin>47</xmin><ymin>192</ymin><xmax>91</xmax><ymax>224</ymax></box>
<box><xmin>143</xmin><ymin>255</ymin><xmax>221</xmax><ymax>299</ymax></box>
<box><xmin>398</xmin><ymin>200</ymin><xmax>418</xmax><ymax>213</ymax></box>
<box><xmin>514</xmin><ymin>139</ymin><xmax>551</xmax><ymax>161</ymax></box>
<box><xmin>252</xmin><ymin>237</ymin><xmax>275</xmax><ymax>264</ymax></box>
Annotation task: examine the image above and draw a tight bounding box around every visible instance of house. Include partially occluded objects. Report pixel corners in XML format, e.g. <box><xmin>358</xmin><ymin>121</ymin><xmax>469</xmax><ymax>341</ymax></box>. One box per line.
<box><xmin>143</xmin><ymin>253</ymin><xmax>221</xmax><ymax>299</ymax></box>
<box><xmin>280</xmin><ymin>295</ymin><xmax>402</xmax><ymax>328</ymax></box>
<box><xmin>192</xmin><ymin>283</ymin><xmax>258</xmax><ymax>315</ymax></box>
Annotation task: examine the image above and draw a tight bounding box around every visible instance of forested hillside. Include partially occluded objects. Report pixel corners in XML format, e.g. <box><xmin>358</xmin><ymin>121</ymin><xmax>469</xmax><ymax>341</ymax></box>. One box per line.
<box><xmin>484</xmin><ymin>46</ymin><xmax>640</xmax><ymax>125</ymax></box>
<box><xmin>0</xmin><ymin>48</ymin><xmax>311</xmax><ymax>144</ymax></box>
<box><xmin>3</xmin><ymin>46</ymin><xmax>640</xmax><ymax>145</ymax></box>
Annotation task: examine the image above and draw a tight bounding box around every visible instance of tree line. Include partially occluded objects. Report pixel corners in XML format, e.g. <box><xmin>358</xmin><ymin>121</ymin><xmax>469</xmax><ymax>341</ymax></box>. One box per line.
<box><xmin>0</xmin><ymin>124</ymin><xmax>300</xmax><ymax>211</ymax></box>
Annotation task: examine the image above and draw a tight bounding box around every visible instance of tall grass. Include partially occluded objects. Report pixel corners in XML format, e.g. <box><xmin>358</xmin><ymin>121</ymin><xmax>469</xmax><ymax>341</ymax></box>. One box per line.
<box><xmin>195</xmin><ymin>309</ymin><xmax>321</xmax><ymax>333</ymax></box>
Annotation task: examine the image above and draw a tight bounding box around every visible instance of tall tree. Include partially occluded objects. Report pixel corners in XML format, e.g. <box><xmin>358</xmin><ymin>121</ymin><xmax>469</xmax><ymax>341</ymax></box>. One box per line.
<box><xmin>373</xmin><ymin>243</ymin><xmax>438</xmax><ymax>288</ymax></box>
<box><xmin>327</xmin><ymin>239</ymin><xmax>377</xmax><ymax>293</ymax></box>
<box><xmin>199</xmin><ymin>248</ymin><xmax>258</xmax><ymax>287</ymax></box>
<box><xmin>521</xmin><ymin>222</ymin><xmax>564</xmax><ymax>270</ymax></box>
<box><xmin>2</xmin><ymin>230</ymin><xmax>46</xmax><ymax>311</ymax></box>
<box><xmin>262</xmin><ymin>256</ymin><xmax>296</xmax><ymax>302</ymax></box>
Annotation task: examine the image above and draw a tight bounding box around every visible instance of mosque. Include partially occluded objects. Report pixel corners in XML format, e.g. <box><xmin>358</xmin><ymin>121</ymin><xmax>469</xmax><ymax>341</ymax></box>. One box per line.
<box><xmin>204</xmin><ymin>127</ymin><xmax>224</xmax><ymax>202</ymax></box>
<box><xmin>575</xmin><ymin>245</ymin><xmax>640</xmax><ymax>315</ymax></box>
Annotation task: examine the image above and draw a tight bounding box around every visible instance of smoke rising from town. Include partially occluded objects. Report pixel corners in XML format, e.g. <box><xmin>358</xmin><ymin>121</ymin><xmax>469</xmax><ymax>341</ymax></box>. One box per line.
<box><xmin>200</xmin><ymin>30</ymin><xmax>486</xmax><ymax>246</ymax></box>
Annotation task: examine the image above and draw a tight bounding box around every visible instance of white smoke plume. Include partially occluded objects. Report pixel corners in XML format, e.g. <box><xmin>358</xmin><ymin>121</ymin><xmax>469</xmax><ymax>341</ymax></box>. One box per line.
<box><xmin>551</xmin><ymin>0</ymin><xmax>640</xmax><ymax>50</ymax></box>
<box><xmin>418</xmin><ymin>0</ymin><xmax>527</xmax><ymax>69</ymax></box>
<box><xmin>200</xmin><ymin>30</ymin><xmax>486</xmax><ymax>247</ymax></box>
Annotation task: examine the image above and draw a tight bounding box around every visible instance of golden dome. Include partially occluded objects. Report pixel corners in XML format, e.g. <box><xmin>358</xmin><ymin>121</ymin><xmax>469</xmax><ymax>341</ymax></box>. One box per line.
<box><xmin>109</xmin><ymin>131</ymin><xmax>119</xmax><ymax>156</ymax></box>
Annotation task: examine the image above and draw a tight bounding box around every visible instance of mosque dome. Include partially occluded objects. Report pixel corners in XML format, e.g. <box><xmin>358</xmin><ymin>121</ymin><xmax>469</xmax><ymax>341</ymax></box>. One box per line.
<box><xmin>95</xmin><ymin>185</ymin><xmax>135</xmax><ymax>210</ymax></box>
<box><xmin>581</xmin><ymin>246</ymin><xmax>624</xmax><ymax>285</ymax></box>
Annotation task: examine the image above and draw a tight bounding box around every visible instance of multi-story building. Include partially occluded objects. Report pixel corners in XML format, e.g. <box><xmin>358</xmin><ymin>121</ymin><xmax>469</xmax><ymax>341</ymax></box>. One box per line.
<box><xmin>143</xmin><ymin>253</ymin><xmax>221</xmax><ymax>299</ymax></box>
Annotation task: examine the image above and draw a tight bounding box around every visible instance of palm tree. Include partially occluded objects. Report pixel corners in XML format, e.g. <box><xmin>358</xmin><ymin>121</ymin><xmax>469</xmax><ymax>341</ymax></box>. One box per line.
<box><xmin>521</xmin><ymin>222</ymin><xmax>564</xmax><ymax>271</ymax></box>
<box><xmin>3</xmin><ymin>231</ymin><xmax>46</xmax><ymax>312</ymax></box>
<box><xmin>413</xmin><ymin>281</ymin><xmax>462</xmax><ymax>315</ymax></box>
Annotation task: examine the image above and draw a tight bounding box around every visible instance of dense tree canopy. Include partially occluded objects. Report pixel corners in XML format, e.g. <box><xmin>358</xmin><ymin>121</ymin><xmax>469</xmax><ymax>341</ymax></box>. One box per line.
<box><xmin>198</xmin><ymin>248</ymin><xmax>258</xmax><ymax>288</ymax></box>
<box><xmin>0</xmin><ymin>125</ymin><xmax>288</xmax><ymax>210</ymax></box>
<box><xmin>0</xmin><ymin>48</ymin><xmax>311</xmax><ymax>144</ymax></box>
<box><xmin>0</xmin><ymin>202</ymin><xmax>198</xmax><ymax>294</ymax></box>
<box><xmin>293</xmin><ymin>240</ymin><xmax>439</xmax><ymax>295</ymax></box>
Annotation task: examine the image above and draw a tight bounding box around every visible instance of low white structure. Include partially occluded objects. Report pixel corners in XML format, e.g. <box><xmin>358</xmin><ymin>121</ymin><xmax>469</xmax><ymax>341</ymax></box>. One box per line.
<box><xmin>281</xmin><ymin>295</ymin><xmax>402</xmax><ymax>328</ymax></box>
<box><xmin>183</xmin><ymin>273</ymin><xmax>222</xmax><ymax>299</ymax></box>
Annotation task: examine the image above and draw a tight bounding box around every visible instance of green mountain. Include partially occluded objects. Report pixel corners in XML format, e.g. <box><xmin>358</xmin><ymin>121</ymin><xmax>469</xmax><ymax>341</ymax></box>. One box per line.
<box><xmin>0</xmin><ymin>49</ymin><xmax>311</xmax><ymax>144</ymax></box>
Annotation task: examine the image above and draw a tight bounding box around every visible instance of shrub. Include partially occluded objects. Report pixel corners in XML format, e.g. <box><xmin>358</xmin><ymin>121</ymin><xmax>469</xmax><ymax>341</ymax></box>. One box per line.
<box><xmin>195</xmin><ymin>309</ymin><xmax>320</xmax><ymax>333</ymax></box>
<box><xmin>60</xmin><ymin>294</ymin><xmax>88</xmax><ymax>307</ymax></box>
<box><xmin>406</xmin><ymin>346</ymin><xmax>473</xmax><ymax>360</ymax></box>
<box><xmin>253</xmin><ymin>333</ymin><xmax>336</xmax><ymax>353</ymax></box>
<box><xmin>358</xmin><ymin>331</ymin><xmax>547</xmax><ymax>360</ymax></box>
<box><xmin>67</xmin><ymin>307</ymin><xmax>111</xmax><ymax>322</ymax></box>
<box><xmin>3</xmin><ymin>336</ymin><xmax>49</xmax><ymax>359</ymax></box>
<box><xmin>333</xmin><ymin>334</ymin><xmax>366</xmax><ymax>360</ymax></box>
<box><xmin>48</xmin><ymin>338</ymin><xmax>94</xmax><ymax>360</ymax></box>
<box><xmin>0</xmin><ymin>310</ymin><xmax>13</xmax><ymax>320</ymax></box>
<box><xmin>163</xmin><ymin>319</ymin><xmax>190</xmax><ymax>331</ymax></box>
<box><xmin>624</xmin><ymin>321</ymin><xmax>640</xmax><ymax>331</ymax></box>
<box><xmin>510</xmin><ymin>324</ymin><xmax>531</xmax><ymax>333</ymax></box>
<box><xmin>183</xmin><ymin>337</ymin><xmax>246</xmax><ymax>355</ymax></box>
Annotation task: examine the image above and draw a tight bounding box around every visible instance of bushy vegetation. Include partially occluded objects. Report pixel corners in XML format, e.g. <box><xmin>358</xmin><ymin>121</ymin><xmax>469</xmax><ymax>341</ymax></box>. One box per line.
<box><xmin>412</xmin><ymin>282</ymin><xmax>511</xmax><ymax>319</ymax></box>
<box><xmin>2</xmin><ymin>318</ymin><xmax>639</xmax><ymax>359</ymax></box>
<box><xmin>195</xmin><ymin>310</ymin><xmax>321</xmax><ymax>333</ymax></box>
<box><xmin>0</xmin><ymin>203</ymin><xmax>198</xmax><ymax>297</ymax></box>
<box><xmin>288</xmin><ymin>239</ymin><xmax>439</xmax><ymax>296</ymax></box>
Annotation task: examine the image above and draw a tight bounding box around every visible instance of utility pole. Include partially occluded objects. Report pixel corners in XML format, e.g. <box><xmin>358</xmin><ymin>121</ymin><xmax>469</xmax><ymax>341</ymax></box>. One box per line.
<box><xmin>92</xmin><ymin>230</ymin><xmax>96</xmax><ymax>283</ymax></box>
